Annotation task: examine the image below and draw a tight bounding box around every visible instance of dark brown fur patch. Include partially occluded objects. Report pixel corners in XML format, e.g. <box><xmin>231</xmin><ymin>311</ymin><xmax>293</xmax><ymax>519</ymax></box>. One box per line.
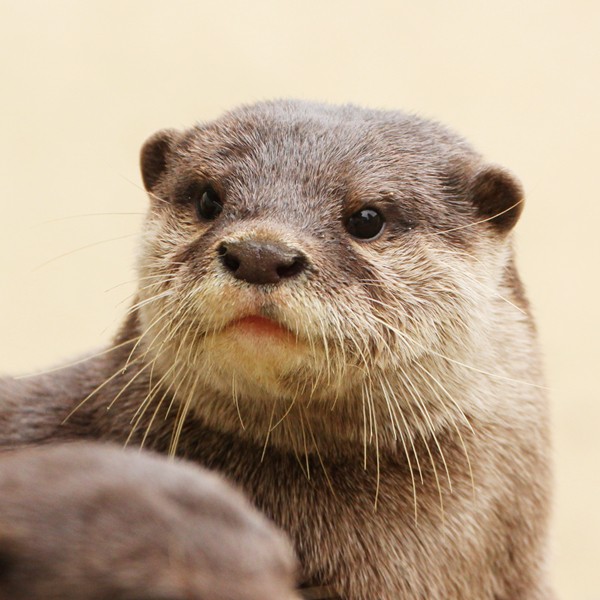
<box><xmin>141</xmin><ymin>129</ymin><xmax>180</xmax><ymax>192</ymax></box>
<box><xmin>470</xmin><ymin>165</ymin><xmax>524</xmax><ymax>233</ymax></box>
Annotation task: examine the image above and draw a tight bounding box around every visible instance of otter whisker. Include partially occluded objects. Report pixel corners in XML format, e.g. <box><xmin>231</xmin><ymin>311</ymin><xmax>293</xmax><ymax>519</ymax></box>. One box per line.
<box><xmin>164</xmin><ymin>281</ymin><xmax>204</xmax><ymax>330</ymax></box>
<box><xmin>124</xmin><ymin>360</ymin><xmax>179</xmax><ymax>447</ymax></box>
<box><xmin>164</xmin><ymin>359</ymin><xmax>192</xmax><ymax>421</ymax></box>
<box><xmin>260</xmin><ymin>400</ymin><xmax>277</xmax><ymax>462</ymax></box>
<box><xmin>412</xmin><ymin>360</ymin><xmax>475</xmax><ymax>435</ymax></box>
<box><xmin>384</xmin><ymin>378</ymin><xmax>424</xmax><ymax>486</ymax></box>
<box><xmin>32</xmin><ymin>233</ymin><xmax>138</xmax><ymax>272</ymax></box>
<box><xmin>121</xmin><ymin>304</ymin><xmax>175</xmax><ymax>370</ymax></box>
<box><xmin>159</xmin><ymin>309</ymin><xmax>202</xmax><ymax>371</ymax></box>
<box><xmin>380</xmin><ymin>374</ymin><xmax>422</xmax><ymax>512</ymax></box>
<box><xmin>104</xmin><ymin>271</ymin><xmax>181</xmax><ymax>294</ymax></box>
<box><xmin>16</xmin><ymin>336</ymin><xmax>140</xmax><ymax>380</ymax></box>
<box><xmin>372</xmin><ymin>397</ymin><xmax>381</xmax><ymax>511</ymax></box>
<box><xmin>379</xmin><ymin>379</ymin><xmax>400</xmax><ymax>442</ymax></box>
<box><xmin>61</xmin><ymin>354</ymin><xmax>145</xmax><ymax>423</ymax></box>
<box><xmin>303</xmin><ymin>406</ymin><xmax>337</xmax><ymax>499</ymax></box>
<box><xmin>413</xmin><ymin>361</ymin><xmax>476</xmax><ymax>495</ymax></box>
<box><xmin>423</xmin><ymin>431</ymin><xmax>445</xmax><ymax>520</ymax></box>
<box><xmin>426</xmin><ymin>199</ymin><xmax>524</xmax><ymax>237</ymax></box>
<box><xmin>314</xmin><ymin>310</ymin><xmax>333</xmax><ymax>389</ymax></box>
<box><xmin>298</xmin><ymin>408</ymin><xmax>311</xmax><ymax>480</ymax></box>
<box><xmin>113</xmin><ymin>309</ymin><xmax>188</xmax><ymax>416</ymax></box>
<box><xmin>428</xmin><ymin>348</ymin><xmax>548</xmax><ymax>389</ymax></box>
<box><xmin>139</xmin><ymin>361</ymin><xmax>187</xmax><ymax>449</ymax></box>
<box><xmin>168</xmin><ymin>370</ymin><xmax>200</xmax><ymax>457</ymax></box>
<box><xmin>365</xmin><ymin>378</ymin><xmax>376</xmax><ymax>446</ymax></box>
<box><xmin>368</xmin><ymin>312</ymin><xmax>546</xmax><ymax>389</ymax></box>
<box><xmin>428</xmin><ymin>252</ymin><xmax>528</xmax><ymax>316</ymax></box>
<box><xmin>116</xmin><ymin>278</ymin><xmax>178</xmax><ymax>307</ymax></box>
<box><xmin>350</xmin><ymin>331</ymin><xmax>378</xmax><ymax>462</ymax></box>
<box><xmin>231</xmin><ymin>375</ymin><xmax>246</xmax><ymax>430</ymax></box>
<box><xmin>361</xmin><ymin>383</ymin><xmax>369</xmax><ymax>470</ymax></box>
<box><xmin>39</xmin><ymin>212</ymin><xmax>144</xmax><ymax>226</ymax></box>
<box><xmin>106</xmin><ymin>357</ymin><xmax>158</xmax><ymax>411</ymax></box>
<box><xmin>127</xmin><ymin>289</ymin><xmax>174</xmax><ymax>313</ymax></box>
<box><xmin>127</xmin><ymin>288</ymin><xmax>193</xmax><ymax>366</ymax></box>
<box><xmin>399</xmin><ymin>364</ymin><xmax>453</xmax><ymax>493</ymax></box>
<box><xmin>134</xmin><ymin>300</ymin><xmax>197</xmax><ymax>385</ymax></box>
<box><xmin>270</xmin><ymin>389</ymin><xmax>300</xmax><ymax>432</ymax></box>
<box><xmin>331</xmin><ymin>310</ymin><xmax>349</xmax><ymax>376</ymax></box>
<box><xmin>130</xmin><ymin>360</ymin><xmax>177</xmax><ymax>424</ymax></box>
<box><xmin>147</xmin><ymin>188</ymin><xmax>172</xmax><ymax>207</ymax></box>
<box><xmin>162</xmin><ymin>304</ymin><xmax>212</xmax><ymax>434</ymax></box>
<box><xmin>383</xmin><ymin>366</ymin><xmax>445</xmax><ymax>517</ymax></box>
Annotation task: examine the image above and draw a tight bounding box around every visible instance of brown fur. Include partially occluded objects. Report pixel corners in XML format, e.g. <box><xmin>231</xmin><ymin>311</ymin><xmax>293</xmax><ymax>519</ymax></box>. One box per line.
<box><xmin>0</xmin><ymin>100</ymin><xmax>554</xmax><ymax>599</ymax></box>
<box><xmin>0</xmin><ymin>444</ymin><xmax>298</xmax><ymax>600</ymax></box>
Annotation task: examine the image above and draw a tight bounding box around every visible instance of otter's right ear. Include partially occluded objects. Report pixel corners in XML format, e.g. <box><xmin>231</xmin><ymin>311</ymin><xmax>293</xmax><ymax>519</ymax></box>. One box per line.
<box><xmin>140</xmin><ymin>129</ymin><xmax>180</xmax><ymax>192</ymax></box>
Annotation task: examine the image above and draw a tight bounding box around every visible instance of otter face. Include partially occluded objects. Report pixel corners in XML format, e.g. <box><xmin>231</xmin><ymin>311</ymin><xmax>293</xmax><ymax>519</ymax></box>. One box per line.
<box><xmin>135</xmin><ymin>101</ymin><xmax>524</xmax><ymax>450</ymax></box>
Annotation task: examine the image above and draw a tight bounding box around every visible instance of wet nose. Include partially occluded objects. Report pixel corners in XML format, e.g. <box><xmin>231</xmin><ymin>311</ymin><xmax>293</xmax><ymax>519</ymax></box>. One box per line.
<box><xmin>217</xmin><ymin>240</ymin><xmax>307</xmax><ymax>285</ymax></box>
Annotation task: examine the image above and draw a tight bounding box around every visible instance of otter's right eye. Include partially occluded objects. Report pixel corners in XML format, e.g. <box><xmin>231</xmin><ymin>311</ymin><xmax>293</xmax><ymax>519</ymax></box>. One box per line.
<box><xmin>195</xmin><ymin>186</ymin><xmax>223</xmax><ymax>221</ymax></box>
<box><xmin>346</xmin><ymin>208</ymin><xmax>385</xmax><ymax>240</ymax></box>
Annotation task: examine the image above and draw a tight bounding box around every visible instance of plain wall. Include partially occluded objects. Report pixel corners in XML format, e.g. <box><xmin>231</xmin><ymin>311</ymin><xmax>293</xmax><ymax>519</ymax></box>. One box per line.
<box><xmin>0</xmin><ymin>1</ymin><xmax>598</xmax><ymax>597</ymax></box>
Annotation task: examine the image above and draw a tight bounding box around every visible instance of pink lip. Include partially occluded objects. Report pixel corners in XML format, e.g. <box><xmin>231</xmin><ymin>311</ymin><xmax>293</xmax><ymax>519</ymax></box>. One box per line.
<box><xmin>226</xmin><ymin>315</ymin><xmax>293</xmax><ymax>339</ymax></box>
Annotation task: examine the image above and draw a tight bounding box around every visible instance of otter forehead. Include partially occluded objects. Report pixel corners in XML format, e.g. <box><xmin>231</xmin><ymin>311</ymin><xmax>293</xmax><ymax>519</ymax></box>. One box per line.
<box><xmin>169</xmin><ymin>100</ymin><xmax>481</xmax><ymax>230</ymax></box>
<box><xmin>185</xmin><ymin>100</ymin><xmax>479</xmax><ymax>181</ymax></box>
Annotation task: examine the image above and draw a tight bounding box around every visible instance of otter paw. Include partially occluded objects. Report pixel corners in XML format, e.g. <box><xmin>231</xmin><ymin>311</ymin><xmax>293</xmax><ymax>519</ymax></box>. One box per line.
<box><xmin>0</xmin><ymin>443</ymin><xmax>299</xmax><ymax>600</ymax></box>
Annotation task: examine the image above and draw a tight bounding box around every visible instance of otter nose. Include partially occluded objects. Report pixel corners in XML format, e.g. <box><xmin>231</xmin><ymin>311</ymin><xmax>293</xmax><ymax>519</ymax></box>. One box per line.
<box><xmin>217</xmin><ymin>240</ymin><xmax>307</xmax><ymax>285</ymax></box>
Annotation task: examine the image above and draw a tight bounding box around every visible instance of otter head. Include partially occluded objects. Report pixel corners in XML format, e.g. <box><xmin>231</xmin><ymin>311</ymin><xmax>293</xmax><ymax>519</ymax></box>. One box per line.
<box><xmin>136</xmin><ymin>100</ymin><xmax>524</xmax><ymax>454</ymax></box>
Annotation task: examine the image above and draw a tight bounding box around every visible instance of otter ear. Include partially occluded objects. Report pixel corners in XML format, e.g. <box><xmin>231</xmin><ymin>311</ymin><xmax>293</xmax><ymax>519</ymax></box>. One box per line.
<box><xmin>140</xmin><ymin>129</ymin><xmax>180</xmax><ymax>192</ymax></box>
<box><xmin>470</xmin><ymin>166</ymin><xmax>524</xmax><ymax>234</ymax></box>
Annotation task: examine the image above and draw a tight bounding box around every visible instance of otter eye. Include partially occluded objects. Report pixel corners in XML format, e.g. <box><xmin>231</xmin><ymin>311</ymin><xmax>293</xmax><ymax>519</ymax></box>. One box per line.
<box><xmin>195</xmin><ymin>186</ymin><xmax>223</xmax><ymax>221</ymax></box>
<box><xmin>346</xmin><ymin>208</ymin><xmax>385</xmax><ymax>240</ymax></box>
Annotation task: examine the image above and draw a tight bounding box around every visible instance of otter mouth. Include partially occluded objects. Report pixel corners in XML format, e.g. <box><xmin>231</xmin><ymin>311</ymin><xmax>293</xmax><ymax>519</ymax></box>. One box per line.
<box><xmin>224</xmin><ymin>315</ymin><xmax>296</xmax><ymax>341</ymax></box>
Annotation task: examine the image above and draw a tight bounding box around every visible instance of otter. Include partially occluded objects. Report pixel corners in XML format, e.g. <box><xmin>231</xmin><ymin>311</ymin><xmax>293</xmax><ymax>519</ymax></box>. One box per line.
<box><xmin>0</xmin><ymin>100</ymin><xmax>554</xmax><ymax>599</ymax></box>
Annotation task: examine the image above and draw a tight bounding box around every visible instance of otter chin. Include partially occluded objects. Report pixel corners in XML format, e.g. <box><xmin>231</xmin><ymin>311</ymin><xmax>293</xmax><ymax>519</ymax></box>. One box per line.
<box><xmin>0</xmin><ymin>100</ymin><xmax>554</xmax><ymax>600</ymax></box>
<box><xmin>205</xmin><ymin>312</ymin><xmax>315</xmax><ymax>401</ymax></box>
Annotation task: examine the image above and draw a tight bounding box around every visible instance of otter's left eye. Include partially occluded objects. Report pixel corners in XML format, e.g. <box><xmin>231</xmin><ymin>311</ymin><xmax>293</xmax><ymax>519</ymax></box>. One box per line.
<box><xmin>346</xmin><ymin>208</ymin><xmax>385</xmax><ymax>240</ymax></box>
<box><xmin>196</xmin><ymin>186</ymin><xmax>223</xmax><ymax>221</ymax></box>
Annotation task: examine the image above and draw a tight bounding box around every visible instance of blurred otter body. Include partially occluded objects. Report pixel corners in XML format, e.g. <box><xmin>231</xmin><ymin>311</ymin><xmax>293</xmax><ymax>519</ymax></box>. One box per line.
<box><xmin>0</xmin><ymin>444</ymin><xmax>299</xmax><ymax>600</ymax></box>
<box><xmin>0</xmin><ymin>101</ymin><xmax>553</xmax><ymax>599</ymax></box>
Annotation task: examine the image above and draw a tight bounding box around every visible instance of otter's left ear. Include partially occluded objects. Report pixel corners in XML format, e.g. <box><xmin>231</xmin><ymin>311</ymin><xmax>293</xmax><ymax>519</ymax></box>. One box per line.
<box><xmin>470</xmin><ymin>166</ymin><xmax>524</xmax><ymax>234</ymax></box>
<box><xmin>140</xmin><ymin>129</ymin><xmax>181</xmax><ymax>192</ymax></box>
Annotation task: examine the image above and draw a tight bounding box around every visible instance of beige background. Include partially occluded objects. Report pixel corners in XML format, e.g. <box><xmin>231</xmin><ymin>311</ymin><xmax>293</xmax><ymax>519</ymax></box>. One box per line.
<box><xmin>0</xmin><ymin>1</ymin><xmax>598</xmax><ymax>596</ymax></box>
